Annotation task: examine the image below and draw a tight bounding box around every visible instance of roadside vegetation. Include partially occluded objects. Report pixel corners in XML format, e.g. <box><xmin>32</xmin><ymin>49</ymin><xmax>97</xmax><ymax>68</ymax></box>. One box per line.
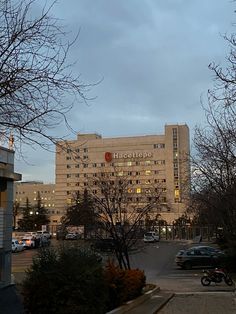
<box><xmin>21</xmin><ymin>245</ymin><xmax>146</xmax><ymax>314</ymax></box>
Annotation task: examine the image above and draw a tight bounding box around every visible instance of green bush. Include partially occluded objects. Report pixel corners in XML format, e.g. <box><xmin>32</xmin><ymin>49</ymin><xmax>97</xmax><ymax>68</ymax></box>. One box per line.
<box><xmin>105</xmin><ymin>260</ymin><xmax>146</xmax><ymax>311</ymax></box>
<box><xmin>21</xmin><ymin>245</ymin><xmax>107</xmax><ymax>314</ymax></box>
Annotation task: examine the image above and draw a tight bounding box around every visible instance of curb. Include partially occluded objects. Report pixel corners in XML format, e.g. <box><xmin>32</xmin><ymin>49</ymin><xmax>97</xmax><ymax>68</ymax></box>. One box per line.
<box><xmin>154</xmin><ymin>293</ymin><xmax>174</xmax><ymax>313</ymax></box>
<box><xmin>106</xmin><ymin>285</ymin><xmax>160</xmax><ymax>314</ymax></box>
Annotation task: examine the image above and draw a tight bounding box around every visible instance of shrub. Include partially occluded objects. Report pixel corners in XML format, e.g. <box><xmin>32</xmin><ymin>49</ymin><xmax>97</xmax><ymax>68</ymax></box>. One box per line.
<box><xmin>21</xmin><ymin>245</ymin><xmax>107</xmax><ymax>314</ymax></box>
<box><xmin>105</xmin><ymin>260</ymin><xmax>146</xmax><ymax>311</ymax></box>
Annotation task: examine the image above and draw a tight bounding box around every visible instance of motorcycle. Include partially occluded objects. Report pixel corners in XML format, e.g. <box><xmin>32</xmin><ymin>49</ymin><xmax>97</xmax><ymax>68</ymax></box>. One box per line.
<box><xmin>201</xmin><ymin>268</ymin><xmax>234</xmax><ymax>286</ymax></box>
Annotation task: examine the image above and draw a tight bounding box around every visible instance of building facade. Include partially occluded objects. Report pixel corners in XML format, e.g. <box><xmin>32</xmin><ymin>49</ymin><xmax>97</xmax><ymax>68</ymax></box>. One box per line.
<box><xmin>14</xmin><ymin>181</ymin><xmax>56</xmax><ymax>226</ymax></box>
<box><xmin>0</xmin><ymin>146</ymin><xmax>21</xmax><ymax>287</ymax></box>
<box><xmin>55</xmin><ymin>124</ymin><xmax>190</xmax><ymax>224</ymax></box>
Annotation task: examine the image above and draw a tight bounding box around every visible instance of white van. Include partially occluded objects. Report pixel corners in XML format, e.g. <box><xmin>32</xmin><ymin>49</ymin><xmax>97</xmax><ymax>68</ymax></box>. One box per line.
<box><xmin>143</xmin><ymin>231</ymin><xmax>160</xmax><ymax>243</ymax></box>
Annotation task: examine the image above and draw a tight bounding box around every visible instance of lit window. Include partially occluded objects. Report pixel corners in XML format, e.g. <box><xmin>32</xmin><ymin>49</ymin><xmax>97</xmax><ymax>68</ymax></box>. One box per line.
<box><xmin>136</xmin><ymin>188</ymin><xmax>141</xmax><ymax>194</ymax></box>
<box><xmin>127</xmin><ymin>161</ymin><xmax>132</xmax><ymax>166</ymax></box>
<box><xmin>117</xmin><ymin>171</ymin><xmax>123</xmax><ymax>176</ymax></box>
<box><xmin>145</xmin><ymin>160</ymin><xmax>151</xmax><ymax>165</ymax></box>
<box><xmin>175</xmin><ymin>189</ymin><xmax>179</xmax><ymax>197</ymax></box>
<box><xmin>145</xmin><ymin>170</ymin><xmax>151</xmax><ymax>175</ymax></box>
<box><xmin>128</xmin><ymin>188</ymin><xmax>132</xmax><ymax>193</ymax></box>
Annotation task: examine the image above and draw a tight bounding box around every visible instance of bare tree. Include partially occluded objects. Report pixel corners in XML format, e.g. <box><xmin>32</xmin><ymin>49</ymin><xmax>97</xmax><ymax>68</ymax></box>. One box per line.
<box><xmin>87</xmin><ymin>170</ymin><xmax>164</xmax><ymax>269</ymax></box>
<box><xmin>0</xmin><ymin>0</ymin><xmax>90</xmax><ymax>151</ymax></box>
<box><xmin>191</xmin><ymin>23</ymin><xmax>236</xmax><ymax>243</ymax></box>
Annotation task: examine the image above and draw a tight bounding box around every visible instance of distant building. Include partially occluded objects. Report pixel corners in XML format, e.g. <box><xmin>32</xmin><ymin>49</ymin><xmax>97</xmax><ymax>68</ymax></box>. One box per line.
<box><xmin>0</xmin><ymin>146</ymin><xmax>21</xmax><ymax>288</ymax></box>
<box><xmin>55</xmin><ymin>124</ymin><xmax>190</xmax><ymax>224</ymax></box>
<box><xmin>14</xmin><ymin>181</ymin><xmax>56</xmax><ymax>227</ymax></box>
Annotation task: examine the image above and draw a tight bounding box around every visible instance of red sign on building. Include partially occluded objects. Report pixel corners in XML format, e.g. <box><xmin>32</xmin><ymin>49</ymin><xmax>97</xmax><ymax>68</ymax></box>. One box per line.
<box><xmin>105</xmin><ymin>152</ymin><xmax>112</xmax><ymax>162</ymax></box>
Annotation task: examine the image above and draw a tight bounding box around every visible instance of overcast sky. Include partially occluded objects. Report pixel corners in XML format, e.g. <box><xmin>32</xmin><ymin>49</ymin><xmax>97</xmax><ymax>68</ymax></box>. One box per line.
<box><xmin>15</xmin><ymin>0</ymin><xmax>235</xmax><ymax>183</ymax></box>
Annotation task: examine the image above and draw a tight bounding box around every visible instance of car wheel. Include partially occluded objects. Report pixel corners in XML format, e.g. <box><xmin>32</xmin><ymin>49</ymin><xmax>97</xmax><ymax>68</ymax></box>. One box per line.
<box><xmin>183</xmin><ymin>261</ymin><xmax>192</xmax><ymax>270</ymax></box>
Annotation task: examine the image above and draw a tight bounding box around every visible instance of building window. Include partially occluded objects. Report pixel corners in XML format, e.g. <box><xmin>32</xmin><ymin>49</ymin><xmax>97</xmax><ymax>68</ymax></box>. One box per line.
<box><xmin>66</xmin><ymin>156</ymin><xmax>71</xmax><ymax>160</ymax></box>
<box><xmin>75</xmin><ymin>174</ymin><xmax>79</xmax><ymax>178</ymax></box>
<box><xmin>154</xmin><ymin>143</ymin><xmax>165</xmax><ymax>149</ymax></box>
<box><xmin>127</xmin><ymin>161</ymin><xmax>132</xmax><ymax>166</ymax></box>
<box><xmin>117</xmin><ymin>171</ymin><xmax>123</xmax><ymax>176</ymax></box>
<box><xmin>136</xmin><ymin>188</ymin><xmax>141</xmax><ymax>194</ymax></box>
<box><xmin>128</xmin><ymin>171</ymin><xmax>132</xmax><ymax>175</ymax></box>
<box><xmin>67</xmin><ymin>165</ymin><xmax>71</xmax><ymax>168</ymax></box>
<box><xmin>93</xmin><ymin>163</ymin><xmax>97</xmax><ymax>167</ymax></box>
<box><xmin>101</xmin><ymin>163</ymin><xmax>105</xmax><ymax>167</ymax></box>
<box><xmin>145</xmin><ymin>170</ymin><xmax>151</xmax><ymax>175</ymax></box>
<box><xmin>83</xmin><ymin>163</ymin><xmax>88</xmax><ymax>168</ymax></box>
<box><xmin>84</xmin><ymin>148</ymin><xmax>88</xmax><ymax>153</ymax></box>
<box><xmin>67</xmin><ymin>174</ymin><xmax>71</xmax><ymax>178</ymax></box>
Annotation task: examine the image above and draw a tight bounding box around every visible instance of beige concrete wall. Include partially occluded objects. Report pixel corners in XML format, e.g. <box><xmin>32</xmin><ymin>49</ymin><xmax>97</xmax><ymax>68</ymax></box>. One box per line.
<box><xmin>55</xmin><ymin>125</ymin><xmax>190</xmax><ymax>224</ymax></box>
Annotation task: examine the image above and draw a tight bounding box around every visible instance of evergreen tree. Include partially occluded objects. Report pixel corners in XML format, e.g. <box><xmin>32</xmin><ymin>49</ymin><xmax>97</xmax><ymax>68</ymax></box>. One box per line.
<box><xmin>33</xmin><ymin>192</ymin><xmax>50</xmax><ymax>230</ymax></box>
<box><xmin>18</xmin><ymin>198</ymin><xmax>35</xmax><ymax>231</ymax></box>
<box><xmin>17</xmin><ymin>194</ymin><xmax>49</xmax><ymax>231</ymax></box>
<box><xmin>61</xmin><ymin>189</ymin><xmax>97</xmax><ymax>238</ymax></box>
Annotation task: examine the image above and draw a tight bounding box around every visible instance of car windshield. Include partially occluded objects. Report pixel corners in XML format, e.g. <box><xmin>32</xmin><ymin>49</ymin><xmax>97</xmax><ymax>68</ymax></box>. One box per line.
<box><xmin>145</xmin><ymin>233</ymin><xmax>153</xmax><ymax>237</ymax></box>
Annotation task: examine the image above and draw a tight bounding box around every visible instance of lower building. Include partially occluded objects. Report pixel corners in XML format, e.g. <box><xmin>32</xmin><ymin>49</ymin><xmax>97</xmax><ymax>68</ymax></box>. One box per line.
<box><xmin>14</xmin><ymin>181</ymin><xmax>56</xmax><ymax>227</ymax></box>
<box><xmin>55</xmin><ymin>124</ymin><xmax>190</xmax><ymax>225</ymax></box>
<box><xmin>0</xmin><ymin>146</ymin><xmax>21</xmax><ymax>288</ymax></box>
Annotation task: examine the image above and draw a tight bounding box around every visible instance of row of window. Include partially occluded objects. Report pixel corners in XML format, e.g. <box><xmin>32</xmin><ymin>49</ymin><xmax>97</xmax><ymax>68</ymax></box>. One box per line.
<box><xmin>67</xmin><ymin>145</ymin><xmax>165</xmax><ymax>155</ymax></box>
<box><xmin>65</xmin><ymin>169</ymin><xmax>165</xmax><ymax>179</ymax></box>
<box><xmin>65</xmin><ymin>160</ymin><xmax>166</xmax><ymax>167</ymax></box>
<box><xmin>16</xmin><ymin>190</ymin><xmax>54</xmax><ymax>194</ymax></box>
<box><xmin>66</xmin><ymin>178</ymin><xmax>166</xmax><ymax>187</ymax></box>
<box><xmin>66</xmin><ymin>196</ymin><xmax>167</xmax><ymax>204</ymax></box>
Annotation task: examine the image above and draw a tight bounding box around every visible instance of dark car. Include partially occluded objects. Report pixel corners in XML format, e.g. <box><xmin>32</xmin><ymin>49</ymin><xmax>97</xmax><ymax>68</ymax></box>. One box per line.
<box><xmin>175</xmin><ymin>246</ymin><xmax>225</xmax><ymax>270</ymax></box>
<box><xmin>90</xmin><ymin>238</ymin><xmax>115</xmax><ymax>252</ymax></box>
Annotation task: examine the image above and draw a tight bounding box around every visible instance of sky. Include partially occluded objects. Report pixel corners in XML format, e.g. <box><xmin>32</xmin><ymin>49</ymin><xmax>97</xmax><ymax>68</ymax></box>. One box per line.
<box><xmin>14</xmin><ymin>0</ymin><xmax>235</xmax><ymax>183</ymax></box>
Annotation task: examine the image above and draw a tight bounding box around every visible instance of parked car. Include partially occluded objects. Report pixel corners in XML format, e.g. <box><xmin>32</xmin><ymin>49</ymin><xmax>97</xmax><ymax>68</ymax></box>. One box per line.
<box><xmin>36</xmin><ymin>230</ymin><xmax>51</xmax><ymax>239</ymax></box>
<box><xmin>21</xmin><ymin>236</ymin><xmax>36</xmax><ymax>249</ymax></box>
<box><xmin>175</xmin><ymin>246</ymin><xmax>225</xmax><ymax>270</ymax></box>
<box><xmin>143</xmin><ymin>231</ymin><xmax>160</xmax><ymax>243</ymax></box>
<box><xmin>65</xmin><ymin>233</ymin><xmax>80</xmax><ymax>240</ymax></box>
<box><xmin>90</xmin><ymin>238</ymin><xmax>115</xmax><ymax>252</ymax></box>
<box><xmin>12</xmin><ymin>238</ymin><xmax>24</xmax><ymax>253</ymax></box>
